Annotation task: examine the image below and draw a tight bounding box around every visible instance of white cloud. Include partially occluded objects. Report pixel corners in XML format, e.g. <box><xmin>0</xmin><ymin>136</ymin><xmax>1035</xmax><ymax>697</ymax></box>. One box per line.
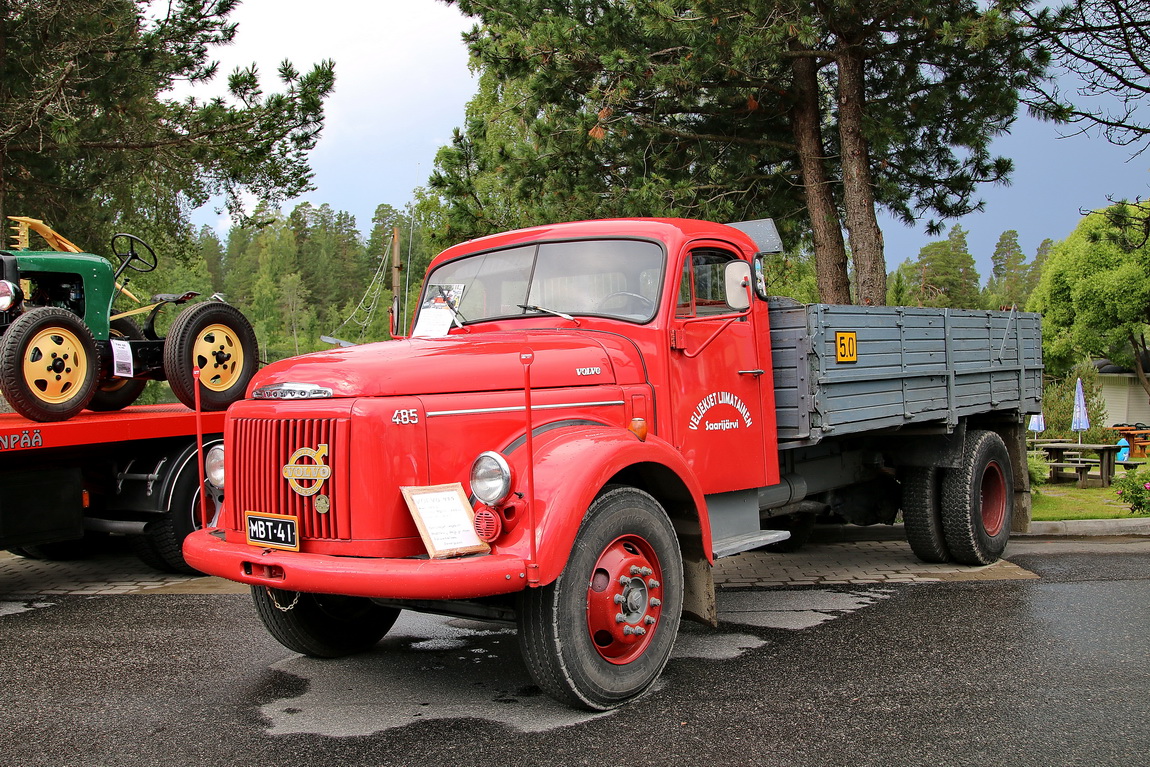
<box><xmin>168</xmin><ymin>0</ymin><xmax>479</xmax><ymax>233</ymax></box>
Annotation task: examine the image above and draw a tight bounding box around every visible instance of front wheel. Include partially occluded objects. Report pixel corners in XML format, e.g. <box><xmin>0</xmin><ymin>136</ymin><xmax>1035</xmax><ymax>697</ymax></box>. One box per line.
<box><xmin>251</xmin><ymin>587</ymin><xmax>401</xmax><ymax>658</ymax></box>
<box><xmin>163</xmin><ymin>302</ymin><xmax>258</xmax><ymax>410</ymax></box>
<box><xmin>517</xmin><ymin>487</ymin><xmax>683</xmax><ymax>710</ymax></box>
<box><xmin>0</xmin><ymin>307</ymin><xmax>98</xmax><ymax>421</ymax></box>
<box><xmin>941</xmin><ymin>429</ymin><xmax>1014</xmax><ymax>565</ymax></box>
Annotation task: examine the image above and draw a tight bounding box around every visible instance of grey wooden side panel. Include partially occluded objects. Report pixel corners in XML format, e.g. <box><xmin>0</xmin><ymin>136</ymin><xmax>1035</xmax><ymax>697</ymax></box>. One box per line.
<box><xmin>768</xmin><ymin>301</ymin><xmax>1043</xmax><ymax>443</ymax></box>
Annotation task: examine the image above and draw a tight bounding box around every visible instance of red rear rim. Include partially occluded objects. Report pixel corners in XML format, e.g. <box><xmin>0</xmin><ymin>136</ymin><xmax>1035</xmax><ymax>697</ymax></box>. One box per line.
<box><xmin>584</xmin><ymin>534</ymin><xmax>664</xmax><ymax>664</ymax></box>
<box><xmin>980</xmin><ymin>461</ymin><xmax>1007</xmax><ymax>536</ymax></box>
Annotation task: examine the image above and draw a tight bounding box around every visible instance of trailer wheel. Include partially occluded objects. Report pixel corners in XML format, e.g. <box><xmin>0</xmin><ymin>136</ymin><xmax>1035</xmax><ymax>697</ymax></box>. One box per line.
<box><xmin>251</xmin><ymin>587</ymin><xmax>401</xmax><ymax>658</ymax></box>
<box><xmin>88</xmin><ymin>317</ymin><xmax>148</xmax><ymax>412</ymax></box>
<box><xmin>164</xmin><ymin>302</ymin><xmax>258</xmax><ymax>411</ymax></box>
<box><xmin>517</xmin><ymin>487</ymin><xmax>683</xmax><ymax>710</ymax></box>
<box><xmin>940</xmin><ymin>429</ymin><xmax>1013</xmax><ymax>565</ymax></box>
<box><xmin>130</xmin><ymin>461</ymin><xmax>205</xmax><ymax>575</ymax></box>
<box><xmin>900</xmin><ymin>467</ymin><xmax>951</xmax><ymax>563</ymax></box>
<box><xmin>0</xmin><ymin>307</ymin><xmax>98</xmax><ymax>421</ymax></box>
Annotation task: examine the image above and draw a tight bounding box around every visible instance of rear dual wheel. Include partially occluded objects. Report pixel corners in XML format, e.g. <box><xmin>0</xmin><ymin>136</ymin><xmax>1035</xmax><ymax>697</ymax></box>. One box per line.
<box><xmin>901</xmin><ymin>430</ymin><xmax>1014</xmax><ymax>565</ymax></box>
<box><xmin>518</xmin><ymin>487</ymin><xmax>683</xmax><ymax>710</ymax></box>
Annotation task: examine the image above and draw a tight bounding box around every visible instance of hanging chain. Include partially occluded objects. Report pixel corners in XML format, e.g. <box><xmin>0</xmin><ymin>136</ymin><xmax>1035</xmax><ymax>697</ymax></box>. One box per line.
<box><xmin>266</xmin><ymin>587</ymin><xmax>299</xmax><ymax>612</ymax></box>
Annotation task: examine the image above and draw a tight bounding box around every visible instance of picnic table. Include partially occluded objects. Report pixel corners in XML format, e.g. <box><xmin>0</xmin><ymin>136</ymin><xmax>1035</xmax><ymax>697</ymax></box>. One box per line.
<box><xmin>1111</xmin><ymin>427</ymin><xmax>1150</xmax><ymax>457</ymax></box>
<box><xmin>1040</xmin><ymin>442</ymin><xmax>1125</xmax><ymax>488</ymax></box>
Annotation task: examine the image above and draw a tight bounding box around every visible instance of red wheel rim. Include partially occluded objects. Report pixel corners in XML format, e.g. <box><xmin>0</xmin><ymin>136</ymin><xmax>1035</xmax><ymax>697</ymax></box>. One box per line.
<box><xmin>584</xmin><ymin>534</ymin><xmax>664</xmax><ymax>664</ymax></box>
<box><xmin>980</xmin><ymin>461</ymin><xmax>1007</xmax><ymax>536</ymax></box>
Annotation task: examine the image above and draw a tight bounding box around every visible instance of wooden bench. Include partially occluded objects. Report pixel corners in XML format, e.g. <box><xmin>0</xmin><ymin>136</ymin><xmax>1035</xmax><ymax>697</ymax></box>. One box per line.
<box><xmin>1047</xmin><ymin>461</ymin><xmax>1093</xmax><ymax>488</ymax></box>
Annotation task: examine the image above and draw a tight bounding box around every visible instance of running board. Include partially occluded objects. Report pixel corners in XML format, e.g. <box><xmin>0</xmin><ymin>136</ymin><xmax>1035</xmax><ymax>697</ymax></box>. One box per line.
<box><xmin>712</xmin><ymin>530</ymin><xmax>791</xmax><ymax>559</ymax></box>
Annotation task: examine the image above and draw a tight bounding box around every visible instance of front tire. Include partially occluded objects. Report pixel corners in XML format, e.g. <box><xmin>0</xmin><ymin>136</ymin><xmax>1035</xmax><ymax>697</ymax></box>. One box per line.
<box><xmin>517</xmin><ymin>487</ymin><xmax>683</xmax><ymax>710</ymax></box>
<box><xmin>941</xmin><ymin>429</ymin><xmax>1014</xmax><ymax>565</ymax></box>
<box><xmin>0</xmin><ymin>307</ymin><xmax>98</xmax><ymax>421</ymax></box>
<box><xmin>251</xmin><ymin>587</ymin><xmax>401</xmax><ymax>658</ymax></box>
<box><xmin>163</xmin><ymin>302</ymin><xmax>258</xmax><ymax>411</ymax></box>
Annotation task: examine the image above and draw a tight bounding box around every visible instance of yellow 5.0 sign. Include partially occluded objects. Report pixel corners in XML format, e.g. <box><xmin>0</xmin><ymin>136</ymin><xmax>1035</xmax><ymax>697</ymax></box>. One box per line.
<box><xmin>835</xmin><ymin>331</ymin><xmax>858</xmax><ymax>363</ymax></box>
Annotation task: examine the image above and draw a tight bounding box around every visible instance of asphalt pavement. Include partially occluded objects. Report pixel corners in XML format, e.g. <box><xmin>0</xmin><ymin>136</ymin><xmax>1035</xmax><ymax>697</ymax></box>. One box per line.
<box><xmin>1</xmin><ymin>523</ymin><xmax>1148</xmax><ymax>767</ymax></box>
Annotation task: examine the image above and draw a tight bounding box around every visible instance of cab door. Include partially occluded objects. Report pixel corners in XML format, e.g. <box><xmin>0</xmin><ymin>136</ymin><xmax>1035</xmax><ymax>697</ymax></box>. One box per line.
<box><xmin>668</xmin><ymin>244</ymin><xmax>769</xmax><ymax>493</ymax></box>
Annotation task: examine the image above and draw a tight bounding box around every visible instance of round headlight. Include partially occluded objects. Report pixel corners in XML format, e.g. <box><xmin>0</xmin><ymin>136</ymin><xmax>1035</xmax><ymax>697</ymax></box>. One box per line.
<box><xmin>470</xmin><ymin>451</ymin><xmax>512</xmax><ymax>506</ymax></box>
<box><xmin>205</xmin><ymin>445</ymin><xmax>225</xmax><ymax>489</ymax></box>
<box><xmin>0</xmin><ymin>280</ymin><xmax>21</xmax><ymax>312</ymax></box>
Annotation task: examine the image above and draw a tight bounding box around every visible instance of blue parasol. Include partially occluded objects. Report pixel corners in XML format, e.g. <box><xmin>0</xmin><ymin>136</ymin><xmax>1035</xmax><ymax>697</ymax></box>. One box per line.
<box><xmin>1071</xmin><ymin>378</ymin><xmax>1089</xmax><ymax>443</ymax></box>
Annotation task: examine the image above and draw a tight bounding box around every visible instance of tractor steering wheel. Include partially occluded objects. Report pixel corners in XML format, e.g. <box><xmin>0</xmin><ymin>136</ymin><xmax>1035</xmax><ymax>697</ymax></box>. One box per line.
<box><xmin>110</xmin><ymin>233</ymin><xmax>158</xmax><ymax>273</ymax></box>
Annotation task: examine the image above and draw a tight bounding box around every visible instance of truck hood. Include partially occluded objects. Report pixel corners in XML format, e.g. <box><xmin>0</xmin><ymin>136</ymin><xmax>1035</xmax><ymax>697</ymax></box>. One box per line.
<box><xmin>248</xmin><ymin>332</ymin><xmax>647</xmax><ymax>398</ymax></box>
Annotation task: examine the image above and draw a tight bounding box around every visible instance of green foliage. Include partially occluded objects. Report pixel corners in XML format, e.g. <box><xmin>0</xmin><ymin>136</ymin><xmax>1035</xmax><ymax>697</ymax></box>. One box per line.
<box><xmin>1112</xmin><ymin>468</ymin><xmax>1150</xmax><ymax>515</ymax></box>
<box><xmin>1040</xmin><ymin>361</ymin><xmax>1110</xmax><ymax>443</ymax></box>
<box><xmin>0</xmin><ymin>0</ymin><xmax>334</xmax><ymax>253</ymax></box>
<box><xmin>435</xmin><ymin>0</ymin><xmax>1048</xmax><ymax>303</ymax></box>
<box><xmin>1028</xmin><ymin>206</ymin><xmax>1150</xmax><ymax>390</ymax></box>
<box><xmin>1027</xmin><ymin>451</ymin><xmax>1049</xmax><ymax>490</ymax></box>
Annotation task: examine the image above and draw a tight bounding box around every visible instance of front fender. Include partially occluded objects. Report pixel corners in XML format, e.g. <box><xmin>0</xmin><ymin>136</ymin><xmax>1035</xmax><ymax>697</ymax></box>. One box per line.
<box><xmin>499</xmin><ymin>425</ymin><xmax>709</xmax><ymax>587</ymax></box>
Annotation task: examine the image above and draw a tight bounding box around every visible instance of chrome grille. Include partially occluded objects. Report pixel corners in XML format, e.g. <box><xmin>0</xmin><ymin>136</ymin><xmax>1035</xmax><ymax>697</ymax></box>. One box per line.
<box><xmin>231</xmin><ymin>417</ymin><xmax>349</xmax><ymax>540</ymax></box>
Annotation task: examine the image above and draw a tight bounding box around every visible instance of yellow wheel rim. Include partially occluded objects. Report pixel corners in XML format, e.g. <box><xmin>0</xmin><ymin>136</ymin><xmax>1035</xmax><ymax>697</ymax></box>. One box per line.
<box><xmin>193</xmin><ymin>323</ymin><xmax>245</xmax><ymax>392</ymax></box>
<box><xmin>22</xmin><ymin>327</ymin><xmax>89</xmax><ymax>403</ymax></box>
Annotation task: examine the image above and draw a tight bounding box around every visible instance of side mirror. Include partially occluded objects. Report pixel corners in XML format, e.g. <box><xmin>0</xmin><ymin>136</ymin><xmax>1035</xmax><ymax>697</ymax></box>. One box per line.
<box><xmin>389</xmin><ymin>295</ymin><xmax>402</xmax><ymax>339</ymax></box>
<box><xmin>724</xmin><ymin>261</ymin><xmax>752</xmax><ymax>311</ymax></box>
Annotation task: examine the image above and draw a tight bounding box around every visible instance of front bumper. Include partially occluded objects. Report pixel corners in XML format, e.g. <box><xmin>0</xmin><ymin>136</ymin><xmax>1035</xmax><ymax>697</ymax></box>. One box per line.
<box><xmin>183</xmin><ymin>529</ymin><xmax>529</xmax><ymax>599</ymax></box>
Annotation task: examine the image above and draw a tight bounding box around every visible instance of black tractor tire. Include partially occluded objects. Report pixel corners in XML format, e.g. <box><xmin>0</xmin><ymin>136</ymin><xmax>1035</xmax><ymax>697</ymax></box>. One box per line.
<box><xmin>517</xmin><ymin>487</ymin><xmax>683</xmax><ymax>710</ymax></box>
<box><xmin>88</xmin><ymin>317</ymin><xmax>149</xmax><ymax>412</ymax></box>
<box><xmin>941</xmin><ymin>429</ymin><xmax>1014</xmax><ymax>565</ymax></box>
<box><xmin>163</xmin><ymin>302</ymin><xmax>258</xmax><ymax>411</ymax></box>
<box><xmin>0</xmin><ymin>307</ymin><xmax>99</xmax><ymax>421</ymax></box>
<box><xmin>251</xmin><ymin>587</ymin><xmax>401</xmax><ymax>658</ymax></box>
<box><xmin>900</xmin><ymin>466</ymin><xmax>952</xmax><ymax>563</ymax></box>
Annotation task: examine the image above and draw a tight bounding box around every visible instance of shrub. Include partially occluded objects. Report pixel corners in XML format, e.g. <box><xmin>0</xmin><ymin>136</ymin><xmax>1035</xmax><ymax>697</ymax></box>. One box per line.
<box><xmin>1111</xmin><ymin>469</ymin><xmax>1150</xmax><ymax>515</ymax></box>
<box><xmin>1027</xmin><ymin>452</ymin><xmax>1049</xmax><ymax>491</ymax></box>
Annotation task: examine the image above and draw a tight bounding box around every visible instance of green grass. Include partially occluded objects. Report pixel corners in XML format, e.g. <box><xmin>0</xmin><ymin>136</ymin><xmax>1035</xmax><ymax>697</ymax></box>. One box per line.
<box><xmin>1030</xmin><ymin>484</ymin><xmax>1148</xmax><ymax>521</ymax></box>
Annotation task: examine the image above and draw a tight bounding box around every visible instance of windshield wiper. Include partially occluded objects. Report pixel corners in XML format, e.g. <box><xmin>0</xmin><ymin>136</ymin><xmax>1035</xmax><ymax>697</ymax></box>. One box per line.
<box><xmin>517</xmin><ymin>303</ymin><xmax>579</xmax><ymax>325</ymax></box>
<box><xmin>438</xmin><ymin>286</ymin><xmax>468</xmax><ymax>329</ymax></box>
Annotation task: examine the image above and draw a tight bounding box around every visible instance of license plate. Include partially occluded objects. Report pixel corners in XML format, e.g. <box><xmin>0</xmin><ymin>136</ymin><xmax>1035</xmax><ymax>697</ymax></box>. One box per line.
<box><xmin>245</xmin><ymin>511</ymin><xmax>299</xmax><ymax>551</ymax></box>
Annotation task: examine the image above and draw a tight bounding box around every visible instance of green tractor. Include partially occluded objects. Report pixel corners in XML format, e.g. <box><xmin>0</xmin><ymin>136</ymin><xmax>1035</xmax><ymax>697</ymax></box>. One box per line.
<box><xmin>0</xmin><ymin>217</ymin><xmax>258</xmax><ymax>422</ymax></box>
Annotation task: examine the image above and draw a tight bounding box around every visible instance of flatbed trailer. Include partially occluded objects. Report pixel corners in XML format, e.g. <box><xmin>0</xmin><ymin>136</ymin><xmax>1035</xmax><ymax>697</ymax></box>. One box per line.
<box><xmin>0</xmin><ymin>404</ymin><xmax>224</xmax><ymax>572</ymax></box>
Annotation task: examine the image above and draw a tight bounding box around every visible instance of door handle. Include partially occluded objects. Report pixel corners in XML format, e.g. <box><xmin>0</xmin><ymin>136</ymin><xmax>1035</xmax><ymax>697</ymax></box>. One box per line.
<box><xmin>738</xmin><ymin>369</ymin><xmax>765</xmax><ymax>377</ymax></box>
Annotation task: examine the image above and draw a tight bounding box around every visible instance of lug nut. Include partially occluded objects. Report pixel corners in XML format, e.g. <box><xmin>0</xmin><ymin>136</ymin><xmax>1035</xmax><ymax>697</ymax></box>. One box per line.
<box><xmin>648</xmin><ymin>579</ymin><xmax>660</xmax><ymax>588</ymax></box>
<box><xmin>645</xmin><ymin>616</ymin><xmax>656</xmax><ymax>625</ymax></box>
<box><xmin>649</xmin><ymin>597</ymin><xmax>661</xmax><ymax>607</ymax></box>
<box><xmin>615</xmin><ymin>613</ymin><xmax>625</xmax><ymax>623</ymax></box>
<box><xmin>619</xmin><ymin>576</ymin><xmax>630</xmax><ymax>586</ymax></box>
<box><xmin>613</xmin><ymin>594</ymin><xmax>625</xmax><ymax>604</ymax></box>
<box><xmin>630</xmin><ymin>565</ymin><xmax>641</xmax><ymax>575</ymax></box>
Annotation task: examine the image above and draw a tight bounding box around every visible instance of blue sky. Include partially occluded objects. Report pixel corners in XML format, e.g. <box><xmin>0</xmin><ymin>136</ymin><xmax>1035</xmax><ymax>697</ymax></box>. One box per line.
<box><xmin>187</xmin><ymin>1</ymin><xmax>1149</xmax><ymax>285</ymax></box>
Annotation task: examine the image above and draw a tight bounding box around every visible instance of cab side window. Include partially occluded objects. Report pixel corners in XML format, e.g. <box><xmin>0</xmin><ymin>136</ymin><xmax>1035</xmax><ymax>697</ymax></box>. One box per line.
<box><xmin>676</xmin><ymin>249</ymin><xmax>740</xmax><ymax>317</ymax></box>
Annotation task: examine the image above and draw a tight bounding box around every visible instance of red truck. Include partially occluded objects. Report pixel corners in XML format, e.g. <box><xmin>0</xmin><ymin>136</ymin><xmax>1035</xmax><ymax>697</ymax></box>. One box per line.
<box><xmin>184</xmin><ymin>217</ymin><xmax>1043</xmax><ymax>710</ymax></box>
<box><xmin>1</xmin><ymin>405</ymin><xmax>224</xmax><ymax>572</ymax></box>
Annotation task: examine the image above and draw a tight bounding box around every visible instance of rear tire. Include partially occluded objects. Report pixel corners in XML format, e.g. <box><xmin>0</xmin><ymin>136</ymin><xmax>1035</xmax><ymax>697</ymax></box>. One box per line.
<box><xmin>941</xmin><ymin>429</ymin><xmax>1014</xmax><ymax>565</ymax></box>
<box><xmin>517</xmin><ymin>487</ymin><xmax>683</xmax><ymax>710</ymax></box>
<box><xmin>251</xmin><ymin>587</ymin><xmax>401</xmax><ymax>658</ymax></box>
<box><xmin>163</xmin><ymin>302</ymin><xmax>258</xmax><ymax>411</ymax></box>
<box><xmin>88</xmin><ymin>317</ymin><xmax>148</xmax><ymax>412</ymax></box>
<box><xmin>900</xmin><ymin>466</ymin><xmax>951</xmax><ymax>563</ymax></box>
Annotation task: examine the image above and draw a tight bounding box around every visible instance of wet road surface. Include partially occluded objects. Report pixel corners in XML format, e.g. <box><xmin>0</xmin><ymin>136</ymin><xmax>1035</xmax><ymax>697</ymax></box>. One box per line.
<box><xmin>1</xmin><ymin>534</ymin><xmax>1148</xmax><ymax>767</ymax></box>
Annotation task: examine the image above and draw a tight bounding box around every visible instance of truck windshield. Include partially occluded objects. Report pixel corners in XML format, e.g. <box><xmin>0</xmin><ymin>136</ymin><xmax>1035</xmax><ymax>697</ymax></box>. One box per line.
<box><xmin>416</xmin><ymin>239</ymin><xmax>664</xmax><ymax>334</ymax></box>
